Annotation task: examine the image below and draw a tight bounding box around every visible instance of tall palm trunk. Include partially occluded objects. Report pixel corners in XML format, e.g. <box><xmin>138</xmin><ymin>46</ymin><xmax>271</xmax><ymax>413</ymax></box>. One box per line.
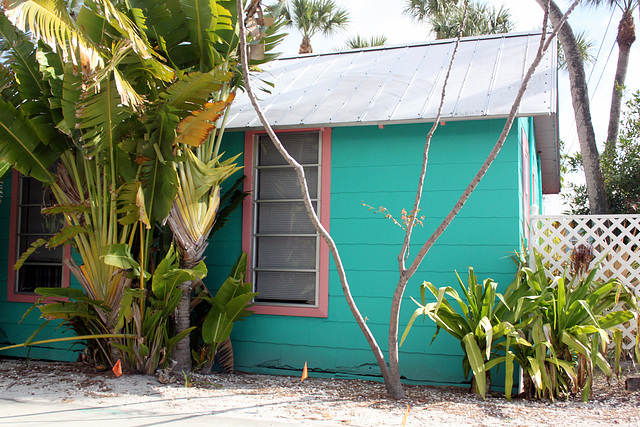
<box><xmin>168</xmin><ymin>202</ymin><xmax>213</xmax><ymax>373</ymax></box>
<box><xmin>604</xmin><ymin>9</ymin><xmax>635</xmax><ymax>158</ymax></box>
<box><xmin>536</xmin><ymin>0</ymin><xmax>610</xmax><ymax>214</ymax></box>
<box><xmin>299</xmin><ymin>36</ymin><xmax>313</xmax><ymax>53</ymax></box>
<box><xmin>166</xmin><ymin>149</ymin><xmax>239</xmax><ymax>373</ymax></box>
<box><xmin>173</xmin><ymin>279</ymin><xmax>194</xmax><ymax>372</ymax></box>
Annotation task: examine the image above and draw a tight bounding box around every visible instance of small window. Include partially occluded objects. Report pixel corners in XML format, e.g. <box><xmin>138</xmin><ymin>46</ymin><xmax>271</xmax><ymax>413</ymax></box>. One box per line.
<box><xmin>7</xmin><ymin>172</ymin><xmax>70</xmax><ymax>302</ymax></box>
<box><xmin>243</xmin><ymin>130</ymin><xmax>331</xmax><ymax>317</ymax></box>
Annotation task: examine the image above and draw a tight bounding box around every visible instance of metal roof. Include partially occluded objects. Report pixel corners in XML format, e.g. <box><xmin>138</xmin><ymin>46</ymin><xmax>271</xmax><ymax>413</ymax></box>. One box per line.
<box><xmin>227</xmin><ymin>32</ymin><xmax>560</xmax><ymax>193</ymax></box>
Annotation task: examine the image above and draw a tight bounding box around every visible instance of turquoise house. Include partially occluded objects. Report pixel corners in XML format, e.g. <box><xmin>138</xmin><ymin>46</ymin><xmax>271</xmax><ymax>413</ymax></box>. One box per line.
<box><xmin>204</xmin><ymin>32</ymin><xmax>560</xmax><ymax>386</ymax></box>
<box><xmin>1</xmin><ymin>32</ymin><xmax>560</xmax><ymax>387</ymax></box>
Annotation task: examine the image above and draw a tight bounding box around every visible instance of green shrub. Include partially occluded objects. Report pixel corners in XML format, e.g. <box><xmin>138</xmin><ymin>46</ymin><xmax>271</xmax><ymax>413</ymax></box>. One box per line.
<box><xmin>402</xmin><ymin>249</ymin><xmax>638</xmax><ymax>402</ymax></box>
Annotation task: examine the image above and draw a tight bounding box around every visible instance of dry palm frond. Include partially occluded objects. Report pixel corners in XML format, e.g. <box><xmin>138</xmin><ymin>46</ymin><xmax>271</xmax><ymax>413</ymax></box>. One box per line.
<box><xmin>214</xmin><ymin>337</ymin><xmax>234</xmax><ymax>373</ymax></box>
<box><xmin>5</xmin><ymin>0</ymin><xmax>103</xmax><ymax>72</ymax></box>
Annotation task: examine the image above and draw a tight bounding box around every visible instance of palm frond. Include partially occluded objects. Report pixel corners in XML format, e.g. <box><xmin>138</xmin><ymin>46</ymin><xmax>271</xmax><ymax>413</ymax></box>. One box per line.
<box><xmin>180</xmin><ymin>0</ymin><xmax>225</xmax><ymax>70</ymax></box>
<box><xmin>1</xmin><ymin>14</ymin><xmax>68</xmax><ymax>151</ymax></box>
<box><xmin>4</xmin><ymin>0</ymin><xmax>104</xmax><ymax>71</ymax></box>
<box><xmin>130</xmin><ymin>0</ymin><xmax>195</xmax><ymax>68</ymax></box>
<box><xmin>0</xmin><ymin>63</ymin><xmax>20</xmax><ymax>106</ymax></box>
<box><xmin>0</xmin><ymin>14</ymin><xmax>47</xmax><ymax>101</ymax></box>
<box><xmin>77</xmin><ymin>78</ymin><xmax>135</xmax><ymax>158</ymax></box>
<box><xmin>160</xmin><ymin>71</ymin><xmax>225</xmax><ymax>118</ymax></box>
<box><xmin>60</xmin><ymin>62</ymin><xmax>82</xmax><ymax>134</ymax></box>
<box><xmin>343</xmin><ymin>34</ymin><xmax>387</xmax><ymax>50</ymax></box>
<box><xmin>211</xmin><ymin>0</ymin><xmax>238</xmax><ymax>62</ymax></box>
<box><xmin>285</xmin><ymin>0</ymin><xmax>349</xmax><ymax>39</ymax></box>
<box><xmin>140</xmin><ymin>156</ymin><xmax>178</xmax><ymax>223</ymax></box>
<box><xmin>116</xmin><ymin>181</ymin><xmax>151</xmax><ymax>229</ymax></box>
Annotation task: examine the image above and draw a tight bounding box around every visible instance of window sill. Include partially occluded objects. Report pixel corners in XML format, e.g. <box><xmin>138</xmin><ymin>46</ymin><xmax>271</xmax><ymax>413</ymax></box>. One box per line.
<box><xmin>251</xmin><ymin>303</ymin><xmax>328</xmax><ymax>318</ymax></box>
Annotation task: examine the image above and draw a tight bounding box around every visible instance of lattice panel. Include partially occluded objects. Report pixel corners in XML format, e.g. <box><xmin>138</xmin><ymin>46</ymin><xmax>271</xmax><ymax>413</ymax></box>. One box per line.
<box><xmin>529</xmin><ymin>215</ymin><xmax>640</xmax><ymax>351</ymax></box>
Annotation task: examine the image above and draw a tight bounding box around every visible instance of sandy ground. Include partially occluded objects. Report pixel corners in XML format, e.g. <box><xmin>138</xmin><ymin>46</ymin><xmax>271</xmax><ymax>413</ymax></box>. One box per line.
<box><xmin>1</xmin><ymin>358</ymin><xmax>640</xmax><ymax>426</ymax></box>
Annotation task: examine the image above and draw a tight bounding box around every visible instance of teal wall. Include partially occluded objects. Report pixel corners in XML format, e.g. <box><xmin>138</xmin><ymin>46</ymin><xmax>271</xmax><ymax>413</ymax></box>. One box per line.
<box><xmin>0</xmin><ymin>174</ymin><xmax>79</xmax><ymax>361</ymax></box>
<box><xmin>0</xmin><ymin>117</ymin><xmax>541</xmax><ymax>387</ymax></box>
<box><xmin>206</xmin><ymin>118</ymin><xmax>530</xmax><ymax>387</ymax></box>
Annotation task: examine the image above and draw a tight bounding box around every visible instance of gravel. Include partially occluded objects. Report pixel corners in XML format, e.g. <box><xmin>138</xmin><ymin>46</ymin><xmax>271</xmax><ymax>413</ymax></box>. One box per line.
<box><xmin>1</xmin><ymin>358</ymin><xmax>639</xmax><ymax>426</ymax></box>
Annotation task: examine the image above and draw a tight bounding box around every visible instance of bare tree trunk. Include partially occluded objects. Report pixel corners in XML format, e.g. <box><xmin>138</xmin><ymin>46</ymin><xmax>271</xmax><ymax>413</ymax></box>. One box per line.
<box><xmin>237</xmin><ymin>1</ymin><xmax>399</xmax><ymax>398</ymax></box>
<box><xmin>604</xmin><ymin>9</ymin><xmax>635</xmax><ymax>158</ymax></box>
<box><xmin>388</xmin><ymin>4</ymin><xmax>470</xmax><ymax>394</ymax></box>
<box><xmin>536</xmin><ymin>0</ymin><xmax>609</xmax><ymax>214</ymax></box>
<box><xmin>238</xmin><ymin>0</ymin><xmax>574</xmax><ymax>399</ymax></box>
<box><xmin>173</xmin><ymin>280</ymin><xmax>193</xmax><ymax>373</ymax></box>
<box><xmin>388</xmin><ymin>0</ymin><xmax>575</xmax><ymax>391</ymax></box>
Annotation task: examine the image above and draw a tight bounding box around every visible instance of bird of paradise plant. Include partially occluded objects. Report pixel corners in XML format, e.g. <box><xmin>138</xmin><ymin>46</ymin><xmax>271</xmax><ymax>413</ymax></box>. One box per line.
<box><xmin>0</xmin><ymin>0</ymin><xmax>284</xmax><ymax>372</ymax></box>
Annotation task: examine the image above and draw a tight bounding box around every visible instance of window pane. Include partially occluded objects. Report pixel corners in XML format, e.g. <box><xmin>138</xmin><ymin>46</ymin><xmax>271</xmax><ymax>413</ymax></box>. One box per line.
<box><xmin>20</xmin><ymin>206</ymin><xmax>60</xmax><ymax>234</ymax></box>
<box><xmin>256</xmin><ymin>236</ymin><xmax>316</xmax><ymax>270</ymax></box>
<box><xmin>254</xmin><ymin>271</ymin><xmax>316</xmax><ymax>304</ymax></box>
<box><xmin>19</xmin><ymin>236</ymin><xmax>63</xmax><ymax>262</ymax></box>
<box><xmin>20</xmin><ymin>178</ymin><xmax>45</xmax><ymax>205</ymax></box>
<box><xmin>17</xmin><ymin>264</ymin><xmax>63</xmax><ymax>292</ymax></box>
<box><xmin>257</xmin><ymin>201</ymin><xmax>316</xmax><ymax>234</ymax></box>
<box><xmin>258</xmin><ymin>133</ymin><xmax>319</xmax><ymax>166</ymax></box>
<box><xmin>257</xmin><ymin>167</ymin><xmax>318</xmax><ymax>200</ymax></box>
<box><xmin>14</xmin><ymin>174</ymin><xmax>64</xmax><ymax>293</ymax></box>
<box><xmin>252</xmin><ymin>131</ymin><xmax>322</xmax><ymax>307</ymax></box>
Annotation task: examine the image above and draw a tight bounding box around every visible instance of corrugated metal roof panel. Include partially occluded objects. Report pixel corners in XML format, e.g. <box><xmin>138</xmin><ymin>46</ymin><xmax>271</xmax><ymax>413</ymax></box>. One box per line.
<box><xmin>226</xmin><ymin>32</ymin><xmax>560</xmax><ymax>193</ymax></box>
<box><xmin>227</xmin><ymin>32</ymin><xmax>557</xmax><ymax>129</ymax></box>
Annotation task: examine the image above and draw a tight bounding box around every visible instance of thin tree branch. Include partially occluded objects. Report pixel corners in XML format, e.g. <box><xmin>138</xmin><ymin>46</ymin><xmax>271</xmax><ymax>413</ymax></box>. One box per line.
<box><xmin>399</xmin><ymin>0</ymin><xmax>470</xmax><ymax>272</ymax></box>
<box><xmin>387</xmin><ymin>0</ymin><xmax>471</xmax><ymax>399</ymax></box>
<box><xmin>236</xmin><ymin>1</ymin><xmax>396</xmax><ymax>394</ymax></box>
<box><xmin>406</xmin><ymin>0</ymin><xmax>578</xmax><ymax>280</ymax></box>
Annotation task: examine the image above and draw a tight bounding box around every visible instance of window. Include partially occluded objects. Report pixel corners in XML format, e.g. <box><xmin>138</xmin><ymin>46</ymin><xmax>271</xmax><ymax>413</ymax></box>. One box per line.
<box><xmin>243</xmin><ymin>129</ymin><xmax>331</xmax><ymax>317</ymax></box>
<box><xmin>7</xmin><ymin>171</ymin><xmax>70</xmax><ymax>302</ymax></box>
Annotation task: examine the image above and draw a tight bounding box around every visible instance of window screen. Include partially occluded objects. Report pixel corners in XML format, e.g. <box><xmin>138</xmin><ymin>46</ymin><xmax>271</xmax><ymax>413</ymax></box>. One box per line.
<box><xmin>14</xmin><ymin>175</ymin><xmax>64</xmax><ymax>293</ymax></box>
<box><xmin>252</xmin><ymin>132</ymin><xmax>321</xmax><ymax>305</ymax></box>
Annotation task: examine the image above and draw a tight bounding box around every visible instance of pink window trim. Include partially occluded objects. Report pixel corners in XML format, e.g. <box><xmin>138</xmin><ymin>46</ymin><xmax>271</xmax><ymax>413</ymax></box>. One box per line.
<box><xmin>7</xmin><ymin>170</ymin><xmax>71</xmax><ymax>303</ymax></box>
<box><xmin>243</xmin><ymin>128</ymin><xmax>331</xmax><ymax>317</ymax></box>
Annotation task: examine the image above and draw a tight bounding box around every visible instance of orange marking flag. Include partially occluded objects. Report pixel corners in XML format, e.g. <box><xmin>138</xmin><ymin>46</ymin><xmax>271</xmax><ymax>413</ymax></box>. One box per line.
<box><xmin>301</xmin><ymin>361</ymin><xmax>308</xmax><ymax>382</ymax></box>
<box><xmin>112</xmin><ymin>359</ymin><xmax>122</xmax><ymax>378</ymax></box>
<box><xmin>402</xmin><ymin>404</ymin><xmax>410</xmax><ymax>426</ymax></box>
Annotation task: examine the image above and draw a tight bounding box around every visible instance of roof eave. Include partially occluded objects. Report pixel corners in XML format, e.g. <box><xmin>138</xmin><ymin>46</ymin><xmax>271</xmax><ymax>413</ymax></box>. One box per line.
<box><xmin>534</xmin><ymin>113</ymin><xmax>561</xmax><ymax>194</ymax></box>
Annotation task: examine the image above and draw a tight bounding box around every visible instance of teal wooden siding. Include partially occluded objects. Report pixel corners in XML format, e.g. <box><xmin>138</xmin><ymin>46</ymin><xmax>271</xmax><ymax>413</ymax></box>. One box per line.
<box><xmin>208</xmin><ymin>118</ymin><xmax>527</xmax><ymax>387</ymax></box>
<box><xmin>0</xmin><ymin>117</ymin><xmax>538</xmax><ymax>387</ymax></box>
<box><xmin>0</xmin><ymin>174</ymin><xmax>78</xmax><ymax>361</ymax></box>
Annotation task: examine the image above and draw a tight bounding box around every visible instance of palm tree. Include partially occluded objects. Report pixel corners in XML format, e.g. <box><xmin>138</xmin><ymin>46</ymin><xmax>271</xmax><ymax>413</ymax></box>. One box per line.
<box><xmin>558</xmin><ymin>31</ymin><xmax>596</xmax><ymax>70</ymax></box>
<box><xmin>584</xmin><ymin>0</ymin><xmax>637</xmax><ymax>158</ymax></box>
<box><xmin>534</xmin><ymin>0</ymin><xmax>610</xmax><ymax>214</ymax></box>
<box><xmin>342</xmin><ymin>35</ymin><xmax>387</xmax><ymax>50</ymax></box>
<box><xmin>404</xmin><ymin>0</ymin><xmax>514</xmax><ymax>39</ymax></box>
<box><xmin>282</xmin><ymin>0</ymin><xmax>349</xmax><ymax>54</ymax></box>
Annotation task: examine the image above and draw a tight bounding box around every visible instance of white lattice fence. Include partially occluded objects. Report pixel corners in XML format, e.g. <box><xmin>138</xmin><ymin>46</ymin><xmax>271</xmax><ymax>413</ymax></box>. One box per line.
<box><xmin>529</xmin><ymin>215</ymin><xmax>640</xmax><ymax>351</ymax></box>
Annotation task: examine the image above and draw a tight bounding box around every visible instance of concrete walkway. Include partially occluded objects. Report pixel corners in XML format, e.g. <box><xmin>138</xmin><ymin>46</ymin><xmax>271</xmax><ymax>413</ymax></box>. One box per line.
<box><xmin>0</xmin><ymin>398</ymin><xmax>338</xmax><ymax>426</ymax></box>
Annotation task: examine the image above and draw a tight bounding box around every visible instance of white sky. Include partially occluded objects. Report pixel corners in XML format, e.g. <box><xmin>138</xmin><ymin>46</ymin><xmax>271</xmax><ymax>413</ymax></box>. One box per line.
<box><xmin>274</xmin><ymin>0</ymin><xmax>640</xmax><ymax>213</ymax></box>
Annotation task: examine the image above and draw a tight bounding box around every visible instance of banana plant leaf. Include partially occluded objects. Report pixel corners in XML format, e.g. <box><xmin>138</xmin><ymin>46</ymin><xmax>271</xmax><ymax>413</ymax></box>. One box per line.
<box><xmin>151</xmin><ymin>244</ymin><xmax>207</xmax><ymax>302</ymax></box>
<box><xmin>0</xmin><ymin>98</ymin><xmax>58</xmax><ymax>183</ymax></box>
<box><xmin>201</xmin><ymin>252</ymin><xmax>256</xmax><ymax>348</ymax></box>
